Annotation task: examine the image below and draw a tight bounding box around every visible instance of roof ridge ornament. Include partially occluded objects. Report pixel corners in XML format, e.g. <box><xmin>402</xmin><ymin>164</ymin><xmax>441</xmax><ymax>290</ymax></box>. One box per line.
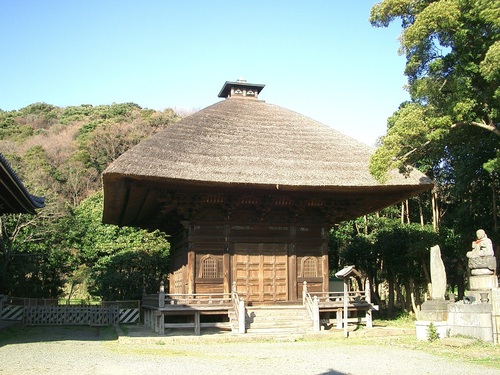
<box><xmin>218</xmin><ymin>79</ymin><xmax>265</xmax><ymax>100</ymax></box>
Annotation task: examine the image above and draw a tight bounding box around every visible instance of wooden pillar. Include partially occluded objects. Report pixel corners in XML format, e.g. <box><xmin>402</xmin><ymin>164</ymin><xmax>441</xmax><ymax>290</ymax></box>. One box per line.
<box><xmin>289</xmin><ymin>244</ymin><xmax>297</xmax><ymax>301</ymax></box>
<box><xmin>321</xmin><ymin>226</ymin><xmax>329</xmax><ymax>293</ymax></box>
<box><xmin>343</xmin><ymin>277</ymin><xmax>349</xmax><ymax>338</ymax></box>
<box><xmin>194</xmin><ymin>311</ymin><xmax>200</xmax><ymax>335</ymax></box>
<box><xmin>223</xmin><ymin>224</ymin><xmax>231</xmax><ymax>294</ymax></box>
<box><xmin>336</xmin><ymin>308</ymin><xmax>342</xmax><ymax>329</ymax></box>
<box><xmin>187</xmin><ymin>247</ymin><xmax>195</xmax><ymax>295</ymax></box>
<box><xmin>159</xmin><ymin>281</ymin><xmax>165</xmax><ymax>308</ymax></box>
<box><xmin>289</xmin><ymin>226</ymin><xmax>297</xmax><ymax>301</ymax></box>
<box><xmin>238</xmin><ymin>299</ymin><xmax>246</xmax><ymax>334</ymax></box>
<box><xmin>313</xmin><ymin>296</ymin><xmax>320</xmax><ymax>332</ymax></box>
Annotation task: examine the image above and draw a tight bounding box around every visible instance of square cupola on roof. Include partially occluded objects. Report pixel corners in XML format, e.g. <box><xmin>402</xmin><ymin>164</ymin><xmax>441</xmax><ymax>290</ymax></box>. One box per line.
<box><xmin>218</xmin><ymin>79</ymin><xmax>266</xmax><ymax>99</ymax></box>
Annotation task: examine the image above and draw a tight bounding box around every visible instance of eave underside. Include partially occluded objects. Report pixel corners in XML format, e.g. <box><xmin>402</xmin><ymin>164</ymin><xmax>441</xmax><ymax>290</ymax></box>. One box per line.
<box><xmin>103</xmin><ymin>176</ymin><xmax>433</xmax><ymax>232</ymax></box>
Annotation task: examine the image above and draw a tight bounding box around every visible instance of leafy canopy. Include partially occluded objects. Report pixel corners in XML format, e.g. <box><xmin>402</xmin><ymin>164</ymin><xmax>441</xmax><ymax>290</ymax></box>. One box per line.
<box><xmin>369</xmin><ymin>0</ymin><xmax>499</xmax><ymax>181</ymax></box>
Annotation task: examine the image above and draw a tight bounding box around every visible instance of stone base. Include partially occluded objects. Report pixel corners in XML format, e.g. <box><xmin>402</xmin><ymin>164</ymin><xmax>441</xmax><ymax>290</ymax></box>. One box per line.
<box><xmin>418</xmin><ymin>300</ymin><xmax>449</xmax><ymax>321</ymax></box>
<box><xmin>447</xmin><ymin>302</ymin><xmax>493</xmax><ymax>343</ymax></box>
<box><xmin>465</xmin><ymin>290</ymin><xmax>493</xmax><ymax>304</ymax></box>
<box><xmin>415</xmin><ymin>320</ymin><xmax>448</xmax><ymax>341</ymax></box>
<box><xmin>469</xmin><ymin>275</ymin><xmax>498</xmax><ymax>290</ymax></box>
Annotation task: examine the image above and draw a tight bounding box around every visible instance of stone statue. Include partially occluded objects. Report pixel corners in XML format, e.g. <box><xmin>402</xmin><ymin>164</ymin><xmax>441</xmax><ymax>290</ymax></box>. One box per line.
<box><xmin>466</xmin><ymin>229</ymin><xmax>496</xmax><ymax>275</ymax></box>
<box><xmin>430</xmin><ymin>245</ymin><xmax>447</xmax><ymax>300</ymax></box>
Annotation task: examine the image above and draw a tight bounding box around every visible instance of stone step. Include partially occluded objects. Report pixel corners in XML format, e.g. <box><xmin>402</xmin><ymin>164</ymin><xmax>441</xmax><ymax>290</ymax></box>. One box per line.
<box><xmin>245</xmin><ymin>327</ymin><xmax>310</xmax><ymax>334</ymax></box>
<box><xmin>244</xmin><ymin>306</ymin><xmax>312</xmax><ymax>332</ymax></box>
<box><xmin>229</xmin><ymin>303</ymin><xmax>315</xmax><ymax>334</ymax></box>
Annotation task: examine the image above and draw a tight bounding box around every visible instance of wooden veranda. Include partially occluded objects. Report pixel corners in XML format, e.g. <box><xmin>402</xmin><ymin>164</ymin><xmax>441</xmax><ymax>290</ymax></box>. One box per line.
<box><xmin>141</xmin><ymin>281</ymin><xmax>377</xmax><ymax>335</ymax></box>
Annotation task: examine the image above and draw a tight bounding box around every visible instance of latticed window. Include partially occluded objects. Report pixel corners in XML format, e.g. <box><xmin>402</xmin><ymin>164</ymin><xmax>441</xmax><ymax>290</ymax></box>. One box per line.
<box><xmin>200</xmin><ymin>255</ymin><xmax>218</xmax><ymax>278</ymax></box>
<box><xmin>302</xmin><ymin>257</ymin><xmax>318</xmax><ymax>277</ymax></box>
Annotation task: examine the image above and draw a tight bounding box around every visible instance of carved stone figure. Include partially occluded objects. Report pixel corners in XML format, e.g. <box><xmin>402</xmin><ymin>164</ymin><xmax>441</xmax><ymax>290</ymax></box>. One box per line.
<box><xmin>466</xmin><ymin>229</ymin><xmax>496</xmax><ymax>275</ymax></box>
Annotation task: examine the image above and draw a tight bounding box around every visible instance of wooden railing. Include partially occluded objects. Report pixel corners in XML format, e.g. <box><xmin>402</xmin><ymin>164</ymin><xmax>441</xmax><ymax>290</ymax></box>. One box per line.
<box><xmin>141</xmin><ymin>283</ymin><xmax>243</xmax><ymax>335</ymax></box>
<box><xmin>163</xmin><ymin>293</ymin><xmax>232</xmax><ymax>306</ymax></box>
<box><xmin>302</xmin><ymin>281</ymin><xmax>376</xmax><ymax>331</ymax></box>
<box><xmin>307</xmin><ymin>290</ymin><xmax>369</xmax><ymax>305</ymax></box>
<box><xmin>302</xmin><ymin>282</ymin><xmax>320</xmax><ymax>332</ymax></box>
<box><xmin>142</xmin><ymin>292</ymin><xmax>232</xmax><ymax>307</ymax></box>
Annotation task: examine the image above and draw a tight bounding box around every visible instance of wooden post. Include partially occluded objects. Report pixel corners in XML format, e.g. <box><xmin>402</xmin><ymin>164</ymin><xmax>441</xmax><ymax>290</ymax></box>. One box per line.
<box><xmin>289</xmin><ymin>244</ymin><xmax>297</xmax><ymax>300</ymax></box>
<box><xmin>302</xmin><ymin>281</ymin><xmax>308</xmax><ymax>305</ymax></box>
<box><xmin>159</xmin><ymin>281</ymin><xmax>165</xmax><ymax>308</ymax></box>
<box><xmin>160</xmin><ymin>314</ymin><xmax>165</xmax><ymax>335</ymax></box>
<box><xmin>321</xmin><ymin>238</ymin><xmax>329</xmax><ymax>293</ymax></box>
<box><xmin>343</xmin><ymin>278</ymin><xmax>349</xmax><ymax>338</ymax></box>
<box><xmin>313</xmin><ymin>296</ymin><xmax>320</xmax><ymax>332</ymax></box>
<box><xmin>223</xmin><ymin>251</ymin><xmax>230</xmax><ymax>294</ymax></box>
<box><xmin>336</xmin><ymin>308</ymin><xmax>343</xmax><ymax>329</ymax></box>
<box><xmin>187</xmin><ymin>249</ymin><xmax>195</xmax><ymax>295</ymax></box>
<box><xmin>238</xmin><ymin>299</ymin><xmax>246</xmax><ymax>334</ymax></box>
<box><xmin>365</xmin><ymin>278</ymin><xmax>373</xmax><ymax>328</ymax></box>
<box><xmin>194</xmin><ymin>311</ymin><xmax>200</xmax><ymax>335</ymax></box>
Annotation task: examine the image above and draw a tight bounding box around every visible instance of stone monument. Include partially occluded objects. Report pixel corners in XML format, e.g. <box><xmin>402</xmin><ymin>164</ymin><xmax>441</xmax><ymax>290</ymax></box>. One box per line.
<box><xmin>446</xmin><ymin>230</ymin><xmax>498</xmax><ymax>343</ymax></box>
<box><xmin>417</xmin><ymin>231</ymin><xmax>499</xmax><ymax>343</ymax></box>
<box><xmin>430</xmin><ymin>245</ymin><xmax>447</xmax><ymax>300</ymax></box>
<box><xmin>415</xmin><ymin>245</ymin><xmax>450</xmax><ymax>340</ymax></box>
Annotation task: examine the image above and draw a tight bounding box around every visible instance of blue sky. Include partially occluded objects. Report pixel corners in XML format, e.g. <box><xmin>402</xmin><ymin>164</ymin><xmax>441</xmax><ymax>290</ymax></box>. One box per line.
<box><xmin>1</xmin><ymin>1</ymin><xmax>408</xmax><ymax>146</ymax></box>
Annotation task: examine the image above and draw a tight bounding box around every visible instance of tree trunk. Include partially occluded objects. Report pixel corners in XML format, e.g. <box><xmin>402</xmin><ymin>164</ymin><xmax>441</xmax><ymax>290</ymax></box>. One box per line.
<box><xmin>404</xmin><ymin>282</ymin><xmax>413</xmax><ymax>312</ymax></box>
<box><xmin>418</xmin><ymin>195</ymin><xmax>424</xmax><ymax>227</ymax></box>
<box><xmin>493</xmin><ymin>184</ymin><xmax>498</xmax><ymax>232</ymax></box>
<box><xmin>405</xmin><ymin>200</ymin><xmax>410</xmax><ymax>224</ymax></box>
<box><xmin>432</xmin><ymin>188</ymin><xmax>439</xmax><ymax>231</ymax></box>
<box><xmin>401</xmin><ymin>202</ymin><xmax>405</xmax><ymax>224</ymax></box>
<box><xmin>387</xmin><ymin>274</ymin><xmax>395</xmax><ymax>319</ymax></box>
<box><xmin>396</xmin><ymin>283</ymin><xmax>406</xmax><ymax>311</ymax></box>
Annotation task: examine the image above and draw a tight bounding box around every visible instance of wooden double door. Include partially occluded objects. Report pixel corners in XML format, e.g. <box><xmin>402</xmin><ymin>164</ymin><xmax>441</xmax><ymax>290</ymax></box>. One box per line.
<box><xmin>233</xmin><ymin>243</ymin><xmax>288</xmax><ymax>302</ymax></box>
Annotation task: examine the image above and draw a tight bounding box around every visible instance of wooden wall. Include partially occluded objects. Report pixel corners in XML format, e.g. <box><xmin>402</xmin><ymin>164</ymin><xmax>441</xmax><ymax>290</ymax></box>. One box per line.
<box><xmin>167</xmin><ymin>201</ymin><xmax>330</xmax><ymax>301</ymax></box>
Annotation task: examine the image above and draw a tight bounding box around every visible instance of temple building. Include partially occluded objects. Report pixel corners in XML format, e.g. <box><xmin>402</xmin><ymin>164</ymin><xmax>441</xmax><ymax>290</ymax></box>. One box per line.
<box><xmin>102</xmin><ymin>80</ymin><xmax>433</xmax><ymax>303</ymax></box>
<box><xmin>0</xmin><ymin>153</ymin><xmax>45</xmax><ymax>214</ymax></box>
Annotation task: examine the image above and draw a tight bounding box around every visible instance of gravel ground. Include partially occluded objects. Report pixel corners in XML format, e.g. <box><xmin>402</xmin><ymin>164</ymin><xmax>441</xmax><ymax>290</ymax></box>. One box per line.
<box><xmin>1</xmin><ymin>325</ymin><xmax>500</xmax><ymax>375</ymax></box>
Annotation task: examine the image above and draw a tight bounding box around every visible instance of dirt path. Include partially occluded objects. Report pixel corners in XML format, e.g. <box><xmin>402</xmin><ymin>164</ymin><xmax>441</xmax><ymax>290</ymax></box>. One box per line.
<box><xmin>1</xmin><ymin>325</ymin><xmax>499</xmax><ymax>375</ymax></box>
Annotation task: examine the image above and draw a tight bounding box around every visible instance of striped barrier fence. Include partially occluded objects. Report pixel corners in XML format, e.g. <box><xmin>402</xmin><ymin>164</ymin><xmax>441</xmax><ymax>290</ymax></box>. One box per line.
<box><xmin>119</xmin><ymin>308</ymin><xmax>140</xmax><ymax>324</ymax></box>
<box><xmin>1</xmin><ymin>305</ymin><xmax>23</xmax><ymax>321</ymax></box>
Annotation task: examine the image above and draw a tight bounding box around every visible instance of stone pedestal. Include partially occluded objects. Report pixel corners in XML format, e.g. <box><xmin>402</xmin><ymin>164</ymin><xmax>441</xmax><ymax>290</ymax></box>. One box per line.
<box><xmin>466</xmin><ymin>275</ymin><xmax>499</xmax><ymax>303</ymax></box>
<box><xmin>415</xmin><ymin>300</ymin><xmax>450</xmax><ymax>341</ymax></box>
<box><xmin>418</xmin><ymin>300</ymin><xmax>449</xmax><ymax>321</ymax></box>
<box><xmin>415</xmin><ymin>320</ymin><xmax>448</xmax><ymax>341</ymax></box>
<box><xmin>448</xmin><ymin>303</ymin><xmax>494</xmax><ymax>343</ymax></box>
<box><xmin>469</xmin><ymin>274</ymin><xmax>498</xmax><ymax>290</ymax></box>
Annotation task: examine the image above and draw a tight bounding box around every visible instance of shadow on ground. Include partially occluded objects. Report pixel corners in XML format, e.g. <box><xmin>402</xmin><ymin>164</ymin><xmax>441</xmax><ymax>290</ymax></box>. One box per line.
<box><xmin>0</xmin><ymin>323</ymin><xmax>117</xmax><ymax>347</ymax></box>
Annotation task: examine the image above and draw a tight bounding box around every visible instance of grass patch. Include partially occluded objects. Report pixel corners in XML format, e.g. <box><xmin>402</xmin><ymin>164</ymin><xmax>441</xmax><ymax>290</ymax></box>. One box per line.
<box><xmin>373</xmin><ymin>311</ymin><xmax>416</xmax><ymax>329</ymax></box>
<box><xmin>414</xmin><ymin>338</ymin><xmax>500</xmax><ymax>369</ymax></box>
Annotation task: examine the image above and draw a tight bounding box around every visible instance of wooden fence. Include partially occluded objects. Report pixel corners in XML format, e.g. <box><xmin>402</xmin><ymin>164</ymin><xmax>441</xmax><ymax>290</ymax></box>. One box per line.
<box><xmin>23</xmin><ymin>305</ymin><xmax>119</xmax><ymax>326</ymax></box>
<box><xmin>0</xmin><ymin>297</ymin><xmax>140</xmax><ymax>326</ymax></box>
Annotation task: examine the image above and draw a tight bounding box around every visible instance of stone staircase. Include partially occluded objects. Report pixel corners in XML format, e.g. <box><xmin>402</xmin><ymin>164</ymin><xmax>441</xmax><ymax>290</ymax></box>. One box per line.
<box><xmin>238</xmin><ymin>304</ymin><xmax>314</xmax><ymax>334</ymax></box>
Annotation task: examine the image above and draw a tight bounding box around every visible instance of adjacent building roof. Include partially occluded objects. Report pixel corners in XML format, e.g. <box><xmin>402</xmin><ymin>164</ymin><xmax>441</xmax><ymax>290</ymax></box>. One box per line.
<box><xmin>102</xmin><ymin>80</ymin><xmax>433</xmax><ymax>227</ymax></box>
<box><xmin>0</xmin><ymin>153</ymin><xmax>45</xmax><ymax>214</ymax></box>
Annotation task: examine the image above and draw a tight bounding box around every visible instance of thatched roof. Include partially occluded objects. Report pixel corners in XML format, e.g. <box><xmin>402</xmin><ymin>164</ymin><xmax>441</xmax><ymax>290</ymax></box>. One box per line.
<box><xmin>0</xmin><ymin>153</ymin><xmax>45</xmax><ymax>214</ymax></box>
<box><xmin>103</xmin><ymin>81</ymin><xmax>433</xmax><ymax>227</ymax></box>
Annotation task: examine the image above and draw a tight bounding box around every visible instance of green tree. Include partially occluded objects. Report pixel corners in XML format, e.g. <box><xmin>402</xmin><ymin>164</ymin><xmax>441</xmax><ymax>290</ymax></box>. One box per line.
<box><xmin>0</xmin><ymin>103</ymin><xmax>179</xmax><ymax>299</ymax></box>
<box><xmin>330</xmin><ymin>211</ymin><xmax>438</xmax><ymax>317</ymax></box>
<box><xmin>369</xmin><ymin>0</ymin><xmax>499</xmax><ymax>181</ymax></box>
<box><xmin>68</xmin><ymin>192</ymin><xmax>170</xmax><ymax>300</ymax></box>
<box><xmin>0</xmin><ymin>212</ymin><xmax>73</xmax><ymax>297</ymax></box>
